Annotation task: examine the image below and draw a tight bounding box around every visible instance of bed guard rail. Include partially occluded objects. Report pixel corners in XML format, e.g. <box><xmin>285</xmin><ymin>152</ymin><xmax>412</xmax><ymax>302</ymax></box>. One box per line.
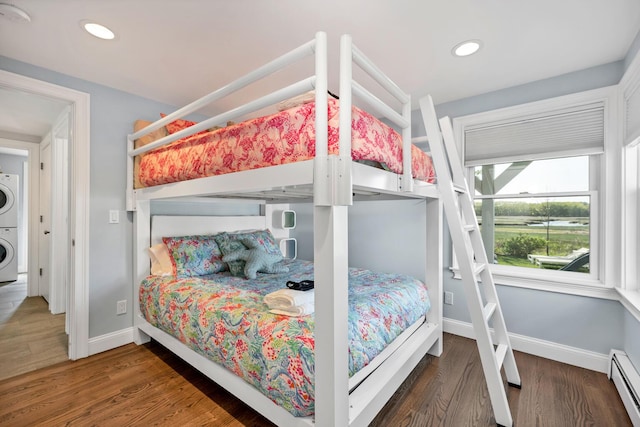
<box><xmin>339</xmin><ymin>34</ymin><xmax>413</xmax><ymax>194</ymax></box>
<box><xmin>127</xmin><ymin>31</ymin><xmax>414</xmax><ymax>210</ymax></box>
<box><xmin>126</xmin><ymin>32</ymin><xmax>327</xmax><ymax>210</ymax></box>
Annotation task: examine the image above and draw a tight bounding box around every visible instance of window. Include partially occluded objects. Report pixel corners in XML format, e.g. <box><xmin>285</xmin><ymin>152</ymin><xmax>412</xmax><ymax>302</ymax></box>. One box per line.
<box><xmin>622</xmin><ymin>143</ymin><xmax>639</xmax><ymax>292</ymax></box>
<box><xmin>453</xmin><ymin>87</ymin><xmax>619</xmax><ymax>295</ymax></box>
<box><xmin>473</xmin><ymin>157</ymin><xmax>594</xmax><ymax>275</ymax></box>
<box><xmin>622</xmin><ymin>57</ymin><xmax>640</xmax><ymax>295</ymax></box>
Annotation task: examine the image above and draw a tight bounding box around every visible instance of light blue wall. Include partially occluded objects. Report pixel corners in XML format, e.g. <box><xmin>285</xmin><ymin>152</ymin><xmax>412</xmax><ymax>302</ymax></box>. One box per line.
<box><xmin>292</xmin><ymin>200</ymin><xmax>428</xmax><ymax>280</ymax></box>
<box><xmin>0</xmin><ymin>55</ymin><xmax>251</xmax><ymax>338</ymax></box>
<box><xmin>624</xmin><ymin>311</ymin><xmax>640</xmax><ymax>373</ymax></box>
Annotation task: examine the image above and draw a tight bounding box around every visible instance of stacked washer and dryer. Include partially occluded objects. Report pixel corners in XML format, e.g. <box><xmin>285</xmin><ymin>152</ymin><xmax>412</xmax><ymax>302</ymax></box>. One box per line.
<box><xmin>0</xmin><ymin>174</ymin><xmax>18</xmax><ymax>282</ymax></box>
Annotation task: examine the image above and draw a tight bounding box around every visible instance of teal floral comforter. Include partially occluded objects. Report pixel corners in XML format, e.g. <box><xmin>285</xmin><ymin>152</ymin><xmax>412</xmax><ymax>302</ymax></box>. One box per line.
<box><xmin>139</xmin><ymin>259</ymin><xmax>430</xmax><ymax>417</ymax></box>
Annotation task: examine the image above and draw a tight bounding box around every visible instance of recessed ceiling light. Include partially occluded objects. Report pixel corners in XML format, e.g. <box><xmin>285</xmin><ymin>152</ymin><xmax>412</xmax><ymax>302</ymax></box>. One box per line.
<box><xmin>82</xmin><ymin>21</ymin><xmax>115</xmax><ymax>40</ymax></box>
<box><xmin>452</xmin><ymin>40</ymin><xmax>482</xmax><ymax>57</ymax></box>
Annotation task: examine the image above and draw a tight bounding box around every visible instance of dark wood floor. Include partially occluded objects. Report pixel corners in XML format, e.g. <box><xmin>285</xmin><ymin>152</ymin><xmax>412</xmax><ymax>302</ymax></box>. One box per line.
<box><xmin>0</xmin><ymin>333</ymin><xmax>630</xmax><ymax>426</ymax></box>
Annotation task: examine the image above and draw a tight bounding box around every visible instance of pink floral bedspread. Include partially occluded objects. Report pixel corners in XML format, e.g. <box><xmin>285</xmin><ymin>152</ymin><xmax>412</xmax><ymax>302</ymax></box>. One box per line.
<box><xmin>137</xmin><ymin>99</ymin><xmax>435</xmax><ymax>188</ymax></box>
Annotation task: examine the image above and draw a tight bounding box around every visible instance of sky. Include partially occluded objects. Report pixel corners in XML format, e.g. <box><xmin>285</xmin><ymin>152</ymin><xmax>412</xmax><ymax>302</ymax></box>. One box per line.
<box><xmin>481</xmin><ymin>156</ymin><xmax>589</xmax><ymax>195</ymax></box>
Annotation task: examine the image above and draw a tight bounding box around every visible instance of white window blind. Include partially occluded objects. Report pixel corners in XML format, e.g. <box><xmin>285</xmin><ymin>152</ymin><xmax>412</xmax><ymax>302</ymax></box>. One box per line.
<box><xmin>464</xmin><ymin>103</ymin><xmax>605</xmax><ymax>166</ymax></box>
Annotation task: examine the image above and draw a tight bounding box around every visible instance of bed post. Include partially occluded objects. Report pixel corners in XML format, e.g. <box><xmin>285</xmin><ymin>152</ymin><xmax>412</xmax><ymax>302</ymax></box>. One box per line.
<box><xmin>426</xmin><ymin>197</ymin><xmax>443</xmax><ymax>356</ymax></box>
<box><xmin>314</xmin><ymin>206</ymin><xmax>350</xmax><ymax>427</ymax></box>
<box><xmin>401</xmin><ymin>98</ymin><xmax>414</xmax><ymax>192</ymax></box>
<box><xmin>313</xmin><ymin>31</ymin><xmax>351</xmax><ymax>427</ymax></box>
<box><xmin>133</xmin><ymin>199</ymin><xmax>151</xmax><ymax>344</ymax></box>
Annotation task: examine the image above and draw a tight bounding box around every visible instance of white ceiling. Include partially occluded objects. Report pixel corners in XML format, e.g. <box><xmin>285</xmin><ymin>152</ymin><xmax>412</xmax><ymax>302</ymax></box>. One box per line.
<box><xmin>1</xmin><ymin>0</ymin><xmax>640</xmax><ymax>135</ymax></box>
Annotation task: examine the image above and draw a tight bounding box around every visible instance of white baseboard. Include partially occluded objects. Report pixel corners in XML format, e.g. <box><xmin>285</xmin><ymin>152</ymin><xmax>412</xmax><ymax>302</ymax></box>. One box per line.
<box><xmin>87</xmin><ymin>321</ymin><xmax>608</xmax><ymax>374</ymax></box>
<box><xmin>443</xmin><ymin>318</ymin><xmax>609</xmax><ymax>373</ymax></box>
<box><xmin>88</xmin><ymin>327</ymin><xmax>134</xmax><ymax>356</ymax></box>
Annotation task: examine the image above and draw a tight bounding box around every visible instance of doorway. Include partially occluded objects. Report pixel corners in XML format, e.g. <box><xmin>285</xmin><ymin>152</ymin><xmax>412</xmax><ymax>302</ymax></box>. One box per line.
<box><xmin>0</xmin><ymin>69</ymin><xmax>90</xmax><ymax>360</ymax></box>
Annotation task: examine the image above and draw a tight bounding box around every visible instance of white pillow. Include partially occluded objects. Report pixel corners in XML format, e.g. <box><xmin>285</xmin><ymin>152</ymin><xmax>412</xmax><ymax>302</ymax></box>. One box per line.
<box><xmin>148</xmin><ymin>243</ymin><xmax>174</xmax><ymax>276</ymax></box>
<box><xmin>276</xmin><ymin>91</ymin><xmax>316</xmax><ymax>111</ymax></box>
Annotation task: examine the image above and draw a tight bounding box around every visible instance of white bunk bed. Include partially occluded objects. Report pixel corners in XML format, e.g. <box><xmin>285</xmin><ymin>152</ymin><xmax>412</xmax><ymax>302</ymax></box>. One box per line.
<box><xmin>128</xmin><ymin>32</ymin><xmax>443</xmax><ymax>427</ymax></box>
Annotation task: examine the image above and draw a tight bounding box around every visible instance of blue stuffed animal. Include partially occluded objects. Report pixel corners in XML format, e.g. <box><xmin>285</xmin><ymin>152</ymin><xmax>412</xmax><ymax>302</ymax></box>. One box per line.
<box><xmin>222</xmin><ymin>237</ymin><xmax>289</xmax><ymax>279</ymax></box>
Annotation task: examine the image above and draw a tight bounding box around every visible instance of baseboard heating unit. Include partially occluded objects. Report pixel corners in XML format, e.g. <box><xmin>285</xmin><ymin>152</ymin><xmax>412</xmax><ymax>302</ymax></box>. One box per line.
<box><xmin>609</xmin><ymin>350</ymin><xmax>640</xmax><ymax>426</ymax></box>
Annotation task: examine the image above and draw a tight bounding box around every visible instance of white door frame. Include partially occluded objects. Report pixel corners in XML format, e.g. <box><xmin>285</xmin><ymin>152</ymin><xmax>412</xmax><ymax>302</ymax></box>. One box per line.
<box><xmin>38</xmin><ymin>133</ymin><xmax>52</xmax><ymax>302</ymax></box>
<box><xmin>49</xmin><ymin>107</ymin><xmax>71</xmax><ymax>315</ymax></box>
<box><xmin>0</xmin><ymin>69</ymin><xmax>90</xmax><ymax>360</ymax></box>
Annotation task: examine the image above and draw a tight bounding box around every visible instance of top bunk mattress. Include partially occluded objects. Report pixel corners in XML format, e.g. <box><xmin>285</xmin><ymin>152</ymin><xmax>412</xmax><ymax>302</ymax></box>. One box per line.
<box><xmin>134</xmin><ymin>98</ymin><xmax>435</xmax><ymax>188</ymax></box>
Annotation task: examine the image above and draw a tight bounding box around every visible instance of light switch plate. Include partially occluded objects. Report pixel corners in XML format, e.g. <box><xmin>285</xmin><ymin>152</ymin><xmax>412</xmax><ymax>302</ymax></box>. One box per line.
<box><xmin>109</xmin><ymin>210</ymin><xmax>119</xmax><ymax>224</ymax></box>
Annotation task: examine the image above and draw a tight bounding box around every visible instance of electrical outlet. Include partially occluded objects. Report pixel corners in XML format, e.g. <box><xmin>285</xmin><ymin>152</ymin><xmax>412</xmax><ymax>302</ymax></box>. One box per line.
<box><xmin>116</xmin><ymin>300</ymin><xmax>127</xmax><ymax>315</ymax></box>
<box><xmin>444</xmin><ymin>291</ymin><xmax>454</xmax><ymax>305</ymax></box>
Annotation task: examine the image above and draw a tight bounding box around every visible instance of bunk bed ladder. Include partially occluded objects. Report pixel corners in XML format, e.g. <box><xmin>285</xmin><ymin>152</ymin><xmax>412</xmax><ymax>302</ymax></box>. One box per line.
<box><xmin>419</xmin><ymin>95</ymin><xmax>521</xmax><ymax>427</ymax></box>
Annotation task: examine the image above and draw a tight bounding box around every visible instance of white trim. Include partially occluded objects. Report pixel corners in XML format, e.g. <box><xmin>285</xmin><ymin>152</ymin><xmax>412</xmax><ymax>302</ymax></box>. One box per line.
<box><xmin>443</xmin><ymin>318</ymin><xmax>609</xmax><ymax>373</ymax></box>
<box><xmin>617</xmin><ymin>288</ymin><xmax>640</xmax><ymax>323</ymax></box>
<box><xmin>0</xmin><ymin>69</ymin><xmax>90</xmax><ymax>360</ymax></box>
<box><xmin>621</xmin><ymin>143</ymin><xmax>639</xmax><ymax>292</ymax></box>
<box><xmin>620</xmin><ymin>44</ymin><xmax>640</xmax><ymax>145</ymax></box>
<box><xmin>88</xmin><ymin>327</ymin><xmax>134</xmax><ymax>356</ymax></box>
<box><xmin>49</xmin><ymin>107</ymin><xmax>70</xmax><ymax>315</ymax></box>
<box><xmin>450</xmin><ymin>266</ymin><xmax>619</xmax><ymax>300</ymax></box>
<box><xmin>491</xmin><ymin>273</ymin><xmax>617</xmax><ymax>300</ymax></box>
<box><xmin>451</xmin><ymin>86</ymin><xmax>619</xmax><ymax>291</ymax></box>
<box><xmin>21</xmin><ymin>159</ymin><xmax>28</xmax><ymax>273</ymax></box>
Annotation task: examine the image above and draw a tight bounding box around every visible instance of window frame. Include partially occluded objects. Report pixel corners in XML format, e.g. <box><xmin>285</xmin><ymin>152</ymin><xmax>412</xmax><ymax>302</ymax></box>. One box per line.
<box><xmin>619</xmin><ymin>50</ymin><xmax>640</xmax><ymax>320</ymax></box>
<box><xmin>451</xmin><ymin>86</ymin><xmax>620</xmax><ymax>300</ymax></box>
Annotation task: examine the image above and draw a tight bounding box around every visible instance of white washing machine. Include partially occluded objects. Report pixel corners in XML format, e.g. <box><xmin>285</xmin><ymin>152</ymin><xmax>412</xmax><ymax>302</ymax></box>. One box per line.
<box><xmin>0</xmin><ymin>227</ymin><xmax>17</xmax><ymax>282</ymax></box>
<box><xmin>0</xmin><ymin>174</ymin><xmax>18</xmax><ymax>228</ymax></box>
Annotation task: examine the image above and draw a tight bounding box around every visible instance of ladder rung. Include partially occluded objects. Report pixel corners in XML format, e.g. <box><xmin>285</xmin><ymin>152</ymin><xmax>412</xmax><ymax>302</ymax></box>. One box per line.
<box><xmin>464</xmin><ymin>224</ymin><xmax>475</xmax><ymax>233</ymax></box>
<box><xmin>452</xmin><ymin>183</ymin><xmax>467</xmax><ymax>194</ymax></box>
<box><xmin>473</xmin><ymin>263</ymin><xmax>486</xmax><ymax>277</ymax></box>
<box><xmin>483</xmin><ymin>302</ymin><xmax>497</xmax><ymax>321</ymax></box>
<box><xmin>495</xmin><ymin>344</ymin><xmax>508</xmax><ymax>368</ymax></box>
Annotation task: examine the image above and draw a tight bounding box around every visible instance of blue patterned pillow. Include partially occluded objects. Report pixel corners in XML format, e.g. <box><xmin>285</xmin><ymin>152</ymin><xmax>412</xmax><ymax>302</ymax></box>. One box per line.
<box><xmin>214</xmin><ymin>229</ymin><xmax>282</xmax><ymax>277</ymax></box>
<box><xmin>162</xmin><ymin>235</ymin><xmax>227</xmax><ymax>278</ymax></box>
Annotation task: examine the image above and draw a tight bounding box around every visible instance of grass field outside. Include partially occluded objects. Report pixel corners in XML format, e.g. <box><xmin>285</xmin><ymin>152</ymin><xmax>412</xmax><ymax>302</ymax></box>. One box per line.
<box><xmin>479</xmin><ymin>216</ymin><xmax>589</xmax><ymax>271</ymax></box>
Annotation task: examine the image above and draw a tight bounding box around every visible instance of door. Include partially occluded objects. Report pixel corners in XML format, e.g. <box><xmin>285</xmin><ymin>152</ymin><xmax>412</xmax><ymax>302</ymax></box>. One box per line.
<box><xmin>50</xmin><ymin>110</ymin><xmax>70</xmax><ymax>315</ymax></box>
<box><xmin>39</xmin><ymin>138</ymin><xmax>52</xmax><ymax>302</ymax></box>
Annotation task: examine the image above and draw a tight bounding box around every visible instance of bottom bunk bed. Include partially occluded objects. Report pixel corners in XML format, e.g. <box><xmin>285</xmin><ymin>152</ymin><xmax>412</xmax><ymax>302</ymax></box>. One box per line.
<box><xmin>133</xmin><ymin>212</ymin><xmax>442</xmax><ymax>426</ymax></box>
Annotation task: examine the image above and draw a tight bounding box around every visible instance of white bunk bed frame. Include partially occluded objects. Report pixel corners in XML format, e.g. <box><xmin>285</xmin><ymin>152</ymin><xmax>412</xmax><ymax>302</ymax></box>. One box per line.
<box><xmin>128</xmin><ymin>32</ymin><xmax>443</xmax><ymax>427</ymax></box>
